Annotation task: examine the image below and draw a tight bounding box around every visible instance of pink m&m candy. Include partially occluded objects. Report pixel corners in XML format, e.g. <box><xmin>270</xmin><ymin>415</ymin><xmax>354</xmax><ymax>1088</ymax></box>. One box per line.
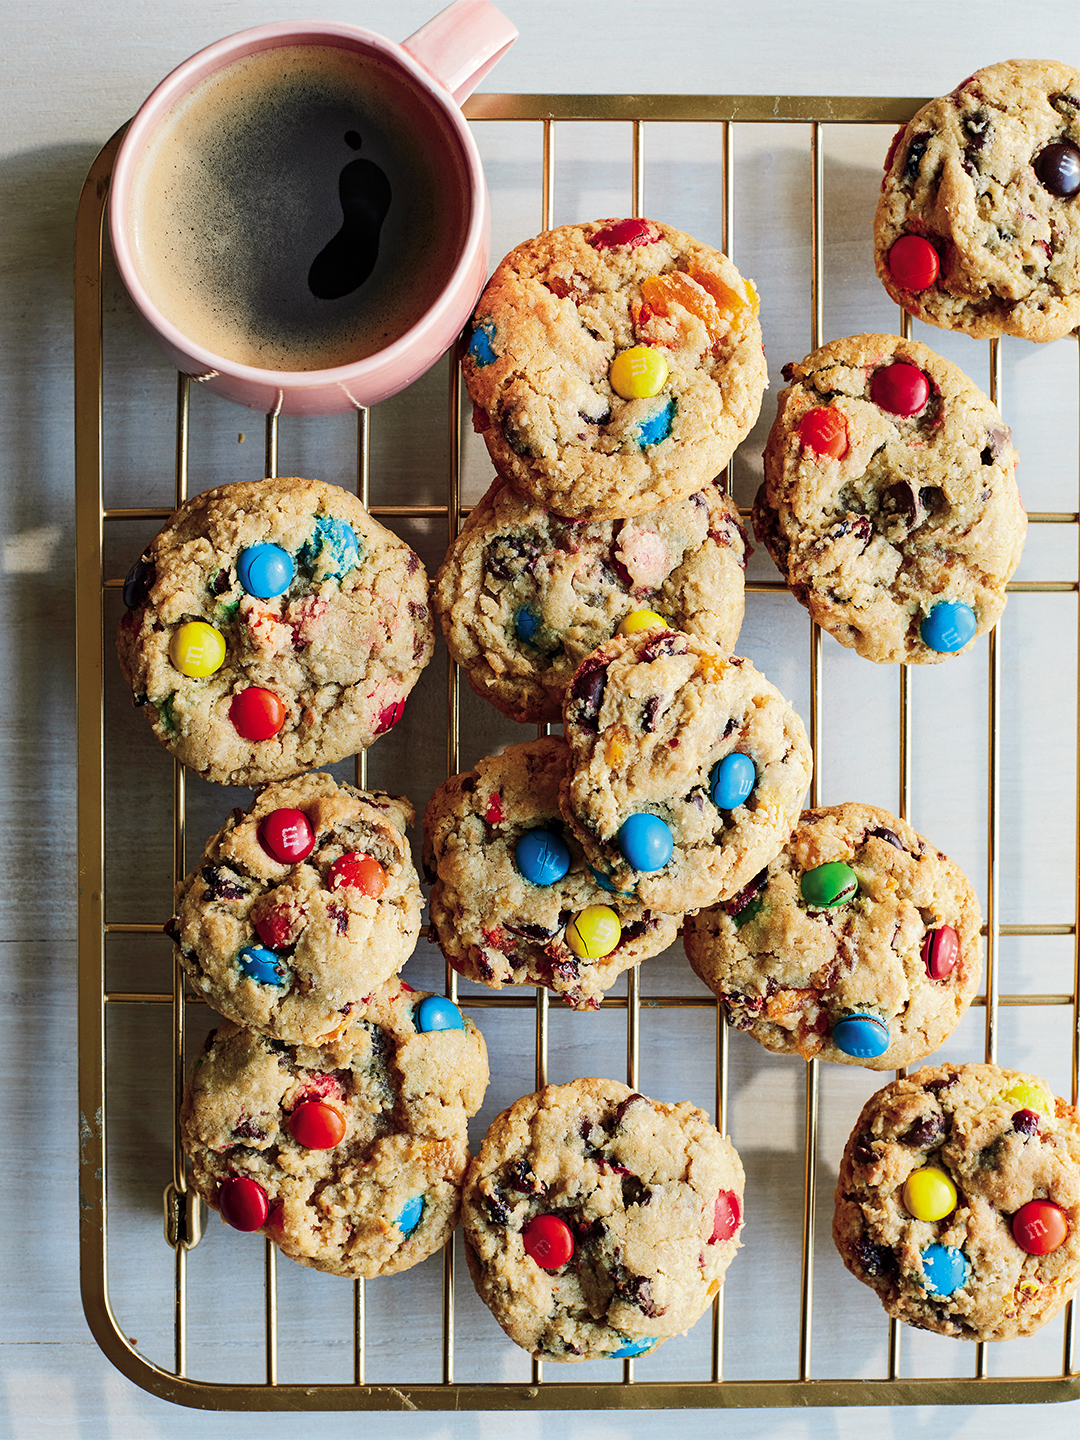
<box><xmin>710</xmin><ymin>1190</ymin><xmax>741</xmax><ymax>1244</ymax></box>
<box><xmin>218</xmin><ymin>1176</ymin><xmax>269</xmax><ymax>1232</ymax></box>
<box><xmin>258</xmin><ymin>808</ymin><xmax>315</xmax><ymax>864</ymax></box>
<box><xmin>870</xmin><ymin>362</ymin><xmax>929</xmax><ymax>417</ymax></box>
<box><xmin>887</xmin><ymin>234</ymin><xmax>940</xmax><ymax>291</ymax></box>
<box><xmin>922</xmin><ymin>924</ymin><xmax>959</xmax><ymax>980</ymax></box>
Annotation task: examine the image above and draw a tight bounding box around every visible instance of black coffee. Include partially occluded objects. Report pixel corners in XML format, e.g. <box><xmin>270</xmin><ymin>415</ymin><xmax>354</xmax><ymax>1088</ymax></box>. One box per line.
<box><xmin>127</xmin><ymin>44</ymin><xmax>470</xmax><ymax>370</ymax></box>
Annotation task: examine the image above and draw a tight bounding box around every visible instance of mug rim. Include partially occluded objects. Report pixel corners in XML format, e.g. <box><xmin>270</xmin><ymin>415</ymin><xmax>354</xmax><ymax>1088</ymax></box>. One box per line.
<box><xmin>108</xmin><ymin>20</ymin><xmax>487</xmax><ymax>391</ymax></box>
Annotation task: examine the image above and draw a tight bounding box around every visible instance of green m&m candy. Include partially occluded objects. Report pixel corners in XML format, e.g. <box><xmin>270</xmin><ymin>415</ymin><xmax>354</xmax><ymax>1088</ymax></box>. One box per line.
<box><xmin>800</xmin><ymin>861</ymin><xmax>858</xmax><ymax>908</ymax></box>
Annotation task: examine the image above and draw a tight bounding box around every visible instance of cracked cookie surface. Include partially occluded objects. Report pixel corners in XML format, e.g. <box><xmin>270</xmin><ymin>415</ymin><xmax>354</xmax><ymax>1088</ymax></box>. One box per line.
<box><xmin>874</xmin><ymin>59</ymin><xmax>1080</xmax><ymax>342</ymax></box>
<box><xmin>116</xmin><ymin>476</ymin><xmax>434</xmax><ymax>785</ymax></box>
<box><xmin>433</xmin><ymin>475</ymin><xmax>747</xmax><ymax>723</ymax></box>
<box><xmin>422</xmin><ymin>737</ymin><xmax>682</xmax><ymax>1010</ymax></box>
<box><xmin>462</xmin><ymin>218</ymin><xmax>767</xmax><ymax>520</ymax></box>
<box><xmin>180</xmin><ymin>981</ymin><xmax>489</xmax><ymax>1280</ymax></box>
<box><xmin>171</xmin><ymin>772</ymin><xmax>422</xmax><ymax>1047</ymax></box>
<box><xmin>461</xmin><ymin>1078</ymin><xmax>744</xmax><ymax>1361</ymax></box>
<box><xmin>833</xmin><ymin>1062</ymin><xmax>1080</xmax><ymax>1340</ymax></box>
<box><xmin>683</xmin><ymin>803</ymin><xmax>983</xmax><ymax>1069</ymax></box>
<box><xmin>559</xmin><ymin>631</ymin><xmax>812</xmax><ymax>912</ymax></box>
<box><xmin>753</xmin><ymin>334</ymin><xmax>1026</xmax><ymax>664</ymax></box>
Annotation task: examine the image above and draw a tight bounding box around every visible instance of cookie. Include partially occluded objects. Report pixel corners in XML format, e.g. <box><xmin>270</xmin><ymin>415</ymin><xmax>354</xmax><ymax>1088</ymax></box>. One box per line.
<box><xmin>170</xmin><ymin>772</ymin><xmax>422</xmax><ymax>1047</ymax></box>
<box><xmin>180</xmin><ymin>981</ymin><xmax>489</xmax><ymax>1279</ymax></box>
<box><xmin>422</xmin><ymin>736</ymin><xmax>683</xmax><ymax>1010</ymax></box>
<box><xmin>116</xmin><ymin>476</ymin><xmax>434</xmax><ymax>785</ymax></box>
<box><xmin>833</xmin><ymin>1062</ymin><xmax>1080</xmax><ymax>1341</ymax></box>
<box><xmin>432</xmin><ymin>474</ymin><xmax>748</xmax><ymax>724</ymax></box>
<box><xmin>874</xmin><ymin>60</ymin><xmax>1080</xmax><ymax>342</ymax></box>
<box><xmin>462</xmin><ymin>218</ymin><xmax>767</xmax><ymax>520</ymax></box>
<box><xmin>683</xmin><ymin>803</ymin><xmax>983</xmax><ymax>1069</ymax></box>
<box><xmin>754</xmin><ymin>334</ymin><xmax>1026</xmax><ymax>664</ymax></box>
<box><xmin>461</xmin><ymin>1078</ymin><xmax>744</xmax><ymax>1361</ymax></box>
<box><xmin>559</xmin><ymin>631</ymin><xmax>812</xmax><ymax>913</ymax></box>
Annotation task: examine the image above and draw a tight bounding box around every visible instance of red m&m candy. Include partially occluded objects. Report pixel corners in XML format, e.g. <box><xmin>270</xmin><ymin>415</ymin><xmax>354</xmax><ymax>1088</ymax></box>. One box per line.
<box><xmin>328</xmin><ymin>852</ymin><xmax>386</xmax><ymax>897</ymax></box>
<box><xmin>887</xmin><ymin>234</ymin><xmax>940</xmax><ymax>290</ymax></box>
<box><xmin>287</xmin><ymin>1101</ymin><xmax>347</xmax><ymax>1150</ymax></box>
<box><xmin>798</xmin><ymin>407</ymin><xmax>848</xmax><ymax>460</ymax></box>
<box><xmin>710</xmin><ymin>1190</ymin><xmax>742</xmax><ymax>1244</ymax></box>
<box><xmin>230</xmin><ymin>687</ymin><xmax>287</xmax><ymax>741</ymax></box>
<box><xmin>589</xmin><ymin>218</ymin><xmax>660</xmax><ymax>251</ymax></box>
<box><xmin>258</xmin><ymin>808</ymin><xmax>315</xmax><ymax>864</ymax></box>
<box><xmin>1011</xmin><ymin>1199</ymin><xmax>1068</xmax><ymax>1255</ymax></box>
<box><xmin>218</xmin><ymin>1175</ymin><xmax>269</xmax><ymax>1231</ymax></box>
<box><xmin>523</xmin><ymin>1214</ymin><xmax>575</xmax><ymax>1269</ymax></box>
<box><xmin>870</xmin><ymin>362</ymin><xmax>929</xmax><ymax>417</ymax></box>
<box><xmin>922</xmin><ymin>924</ymin><xmax>959</xmax><ymax>980</ymax></box>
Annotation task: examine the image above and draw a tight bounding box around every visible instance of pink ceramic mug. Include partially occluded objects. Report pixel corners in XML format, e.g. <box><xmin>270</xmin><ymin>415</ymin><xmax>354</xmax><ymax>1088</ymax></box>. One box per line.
<box><xmin>108</xmin><ymin>1</ymin><xmax>517</xmax><ymax>416</ymax></box>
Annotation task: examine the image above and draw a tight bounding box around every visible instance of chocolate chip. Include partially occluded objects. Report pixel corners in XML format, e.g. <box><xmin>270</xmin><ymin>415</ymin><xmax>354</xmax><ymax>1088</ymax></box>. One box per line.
<box><xmin>904</xmin><ymin>132</ymin><xmax>931</xmax><ymax>182</ymax></box>
<box><xmin>867</xmin><ymin>826</ymin><xmax>906</xmax><ymax>851</ymax></box>
<box><xmin>482</xmin><ymin>1184</ymin><xmax>513</xmax><ymax>1227</ymax></box>
<box><xmin>642</xmin><ymin>695</ymin><xmax>662</xmax><ymax>732</ymax></box>
<box><xmin>210</xmin><ymin>568</ymin><xmax>231</xmax><ymax>596</ymax></box>
<box><xmin>639</xmin><ymin>632</ymin><xmax>685</xmax><ymax>662</ymax></box>
<box><xmin>507</xmin><ymin>1159</ymin><xmax>546</xmax><ymax>1195</ymax></box>
<box><xmin>621</xmin><ymin>1175</ymin><xmax>650</xmax><ymax>1207</ymax></box>
<box><xmin>852</xmin><ymin>1131</ymin><xmax>878</xmax><ymax>1166</ymax></box>
<box><xmin>853</xmin><ymin>1235</ymin><xmax>895</xmax><ymax>1277</ymax></box>
<box><xmin>904</xmin><ymin>1112</ymin><xmax>945</xmax><ymax>1148</ymax></box>
<box><xmin>231</xmin><ymin>1120</ymin><xmax>266</xmax><ymax>1142</ymax></box>
<box><xmin>614</xmin><ymin>1093</ymin><xmax>647</xmax><ymax>1125</ymax></box>
<box><xmin>925</xmin><ymin>1074</ymin><xmax>958</xmax><ymax>1093</ymax></box>
<box><xmin>200</xmin><ymin>865</ymin><xmax>248</xmax><ymax>901</ymax></box>
<box><xmin>569</xmin><ymin>660</ymin><xmax>608</xmax><ymax>730</ymax></box>
<box><xmin>882</xmin><ymin>481</ymin><xmax>921</xmax><ymax>528</ymax></box>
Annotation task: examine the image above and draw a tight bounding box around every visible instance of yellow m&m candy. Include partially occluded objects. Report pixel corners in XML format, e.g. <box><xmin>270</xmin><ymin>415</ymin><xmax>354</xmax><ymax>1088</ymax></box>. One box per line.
<box><xmin>566</xmin><ymin>905</ymin><xmax>622</xmax><ymax>959</ymax></box>
<box><xmin>1000</xmin><ymin>1082</ymin><xmax>1052</xmax><ymax>1116</ymax></box>
<box><xmin>617</xmin><ymin>609</ymin><xmax>667</xmax><ymax>636</ymax></box>
<box><xmin>169</xmin><ymin>620</ymin><xmax>226</xmax><ymax>678</ymax></box>
<box><xmin>902</xmin><ymin>1165</ymin><xmax>957</xmax><ymax>1222</ymax></box>
<box><xmin>609</xmin><ymin>345</ymin><xmax>669</xmax><ymax>400</ymax></box>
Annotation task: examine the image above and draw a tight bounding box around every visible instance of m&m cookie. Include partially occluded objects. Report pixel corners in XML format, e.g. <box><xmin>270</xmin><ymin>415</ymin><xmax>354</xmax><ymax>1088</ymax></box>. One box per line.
<box><xmin>754</xmin><ymin>334</ymin><xmax>1025</xmax><ymax>663</ymax></box>
<box><xmin>462</xmin><ymin>219</ymin><xmax>767</xmax><ymax>520</ymax></box>
<box><xmin>180</xmin><ymin>981</ymin><xmax>488</xmax><ymax>1279</ymax></box>
<box><xmin>116</xmin><ymin>476</ymin><xmax>433</xmax><ymax>785</ymax></box>
<box><xmin>422</xmin><ymin>736</ymin><xmax>683</xmax><ymax>1010</ymax></box>
<box><xmin>684</xmin><ymin>803</ymin><xmax>983</xmax><ymax>1069</ymax></box>
<box><xmin>170</xmin><ymin>772</ymin><xmax>422</xmax><ymax>1047</ymax></box>
<box><xmin>833</xmin><ymin>1063</ymin><xmax>1080</xmax><ymax>1340</ymax></box>
<box><xmin>874</xmin><ymin>59</ymin><xmax>1080</xmax><ymax>342</ymax></box>
<box><xmin>461</xmin><ymin>1078</ymin><xmax>744</xmax><ymax>1361</ymax></box>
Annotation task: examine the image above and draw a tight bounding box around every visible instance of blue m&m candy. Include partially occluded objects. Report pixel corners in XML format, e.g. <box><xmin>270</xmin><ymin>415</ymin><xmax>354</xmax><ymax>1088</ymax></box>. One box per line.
<box><xmin>468</xmin><ymin>321</ymin><xmax>497</xmax><ymax>366</ymax></box>
<box><xmin>832</xmin><ymin>1013</ymin><xmax>890</xmax><ymax>1059</ymax></box>
<box><xmin>237</xmin><ymin>543</ymin><xmax>294</xmax><ymax>599</ymax></box>
<box><xmin>396</xmin><ymin>1194</ymin><xmax>425</xmax><ymax>1237</ymax></box>
<box><xmin>920</xmin><ymin>600</ymin><xmax>977</xmax><ymax>654</ymax></box>
<box><xmin>514</xmin><ymin>607</ymin><xmax>541</xmax><ymax>644</ymax></box>
<box><xmin>515</xmin><ymin>828</ymin><xmax>571</xmax><ymax>886</ymax></box>
<box><xmin>238</xmin><ymin>946</ymin><xmax>288</xmax><ymax>987</ymax></box>
<box><xmin>636</xmin><ymin>397</ymin><xmax>676</xmax><ymax>448</ymax></box>
<box><xmin>415</xmin><ymin>995</ymin><xmax>465</xmax><ymax>1033</ymax></box>
<box><xmin>710</xmin><ymin>753</ymin><xmax>756</xmax><ymax>811</ymax></box>
<box><xmin>921</xmin><ymin>1242</ymin><xmax>969</xmax><ymax>1296</ymax></box>
<box><xmin>617</xmin><ymin>813</ymin><xmax>673</xmax><ymax>872</ymax></box>
<box><xmin>588</xmin><ymin>865</ymin><xmax>636</xmax><ymax>898</ymax></box>
<box><xmin>300</xmin><ymin>517</ymin><xmax>360</xmax><ymax>579</ymax></box>
<box><xmin>610</xmin><ymin>1336</ymin><xmax>657</xmax><ymax>1359</ymax></box>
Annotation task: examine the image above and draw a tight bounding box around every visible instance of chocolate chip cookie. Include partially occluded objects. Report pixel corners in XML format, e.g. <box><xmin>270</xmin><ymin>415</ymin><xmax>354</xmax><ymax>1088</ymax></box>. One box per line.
<box><xmin>833</xmin><ymin>1062</ymin><xmax>1080</xmax><ymax>1340</ymax></box>
<box><xmin>461</xmin><ymin>1078</ymin><xmax>744</xmax><ymax>1361</ymax></box>
<box><xmin>683</xmin><ymin>803</ymin><xmax>983</xmax><ymax>1069</ymax></box>
<box><xmin>559</xmin><ymin>631</ymin><xmax>812</xmax><ymax>913</ymax></box>
<box><xmin>462</xmin><ymin>218</ymin><xmax>767</xmax><ymax>520</ymax></box>
<box><xmin>180</xmin><ymin>981</ymin><xmax>489</xmax><ymax>1279</ymax></box>
<box><xmin>170</xmin><ymin>772</ymin><xmax>422</xmax><ymax>1047</ymax></box>
<box><xmin>422</xmin><ymin>736</ymin><xmax>683</xmax><ymax>1010</ymax></box>
<box><xmin>117</xmin><ymin>476</ymin><xmax>434</xmax><ymax>785</ymax></box>
<box><xmin>754</xmin><ymin>334</ymin><xmax>1026</xmax><ymax>663</ymax></box>
<box><xmin>432</xmin><ymin>475</ymin><xmax>748</xmax><ymax>724</ymax></box>
<box><xmin>874</xmin><ymin>59</ymin><xmax>1080</xmax><ymax>342</ymax></box>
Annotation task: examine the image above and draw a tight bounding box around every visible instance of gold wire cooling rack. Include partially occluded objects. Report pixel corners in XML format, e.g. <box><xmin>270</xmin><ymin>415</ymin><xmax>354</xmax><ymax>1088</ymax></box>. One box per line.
<box><xmin>75</xmin><ymin>94</ymin><xmax>1080</xmax><ymax>1410</ymax></box>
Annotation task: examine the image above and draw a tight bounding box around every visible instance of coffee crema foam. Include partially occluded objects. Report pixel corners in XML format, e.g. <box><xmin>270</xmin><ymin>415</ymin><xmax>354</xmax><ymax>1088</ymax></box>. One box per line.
<box><xmin>129</xmin><ymin>44</ymin><xmax>470</xmax><ymax>371</ymax></box>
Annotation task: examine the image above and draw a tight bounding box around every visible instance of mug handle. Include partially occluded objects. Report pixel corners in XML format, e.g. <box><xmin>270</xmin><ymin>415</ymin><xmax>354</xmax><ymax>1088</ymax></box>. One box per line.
<box><xmin>402</xmin><ymin>0</ymin><xmax>518</xmax><ymax>106</ymax></box>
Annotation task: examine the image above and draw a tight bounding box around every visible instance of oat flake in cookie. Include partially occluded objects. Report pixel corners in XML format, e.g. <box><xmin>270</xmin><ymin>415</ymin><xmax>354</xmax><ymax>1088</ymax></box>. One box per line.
<box><xmin>461</xmin><ymin>1078</ymin><xmax>744</xmax><ymax>1361</ymax></box>
<box><xmin>684</xmin><ymin>803</ymin><xmax>983</xmax><ymax>1069</ymax></box>
<box><xmin>433</xmin><ymin>475</ymin><xmax>748</xmax><ymax>724</ymax></box>
<box><xmin>560</xmin><ymin>630</ymin><xmax>812</xmax><ymax>913</ymax></box>
<box><xmin>833</xmin><ymin>1063</ymin><xmax>1080</xmax><ymax>1341</ymax></box>
<box><xmin>116</xmin><ymin>477</ymin><xmax>434</xmax><ymax>785</ymax></box>
<box><xmin>754</xmin><ymin>334</ymin><xmax>1026</xmax><ymax>664</ymax></box>
<box><xmin>170</xmin><ymin>772</ymin><xmax>422</xmax><ymax>1047</ymax></box>
<box><xmin>462</xmin><ymin>218</ymin><xmax>767</xmax><ymax>520</ymax></box>
<box><xmin>423</xmin><ymin>737</ymin><xmax>683</xmax><ymax>1011</ymax></box>
<box><xmin>180</xmin><ymin>981</ymin><xmax>488</xmax><ymax>1280</ymax></box>
<box><xmin>874</xmin><ymin>59</ymin><xmax>1080</xmax><ymax>342</ymax></box>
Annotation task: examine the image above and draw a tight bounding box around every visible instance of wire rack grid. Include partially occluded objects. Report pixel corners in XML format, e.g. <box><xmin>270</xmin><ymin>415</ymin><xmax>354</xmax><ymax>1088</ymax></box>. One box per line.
<box><xmin>75</xmin><ymin>93</ymin><xmax>1080</xmax><ymax>1411</ymax></box>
